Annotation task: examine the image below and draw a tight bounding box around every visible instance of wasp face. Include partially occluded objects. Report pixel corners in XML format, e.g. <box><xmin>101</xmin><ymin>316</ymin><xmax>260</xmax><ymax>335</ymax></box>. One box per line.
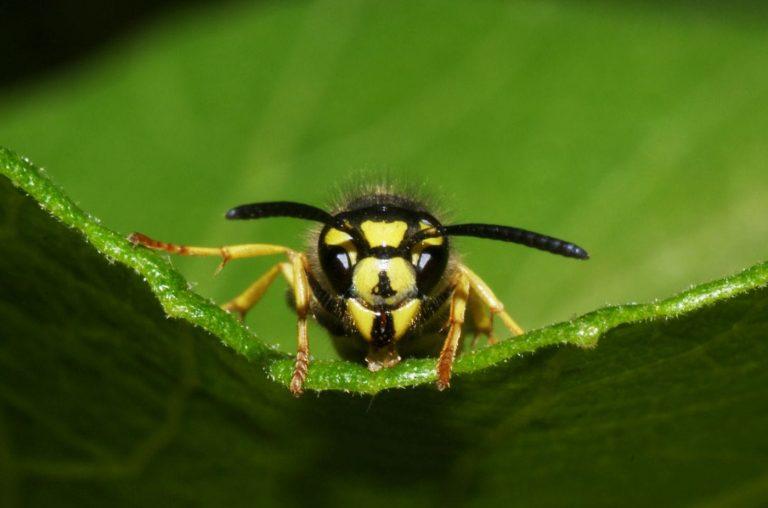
<box><xmin>318</xmin><ymin>205</ymin><xmax>449</xmax><ymax>345</ymax></box>
<box><xmin>319</xmin><ymin>206</ymin><xmax>449</xmax><ymax>305</ymax></box>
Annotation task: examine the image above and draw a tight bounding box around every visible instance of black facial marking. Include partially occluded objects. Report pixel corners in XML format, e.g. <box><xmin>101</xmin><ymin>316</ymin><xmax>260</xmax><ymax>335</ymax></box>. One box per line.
<box><xmin>369</xmin><ymin>246</ymin><xmax>399</xmax><ymax>258</ymax></box>
<box><xmin>372</xmin><ymin>270</ymin><xmax>396</xmax><ymax>299</ymax></box>
<box><xmin>371</xmin><ymin>311</ymin><xmax>395</xmax><ymax>347</ymax></box>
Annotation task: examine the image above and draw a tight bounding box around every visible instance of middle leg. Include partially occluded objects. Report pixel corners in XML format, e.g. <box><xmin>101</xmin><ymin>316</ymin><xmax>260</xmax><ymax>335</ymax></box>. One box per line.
<box><xmin>459</xmin><ymin>264</ymin><xmax>524</xmax><ymax>337</ymax></box>
<box><xmin>467</xmin><ymin>287</ymin><xmax>498</xmax><ymax>348</ymax></box>
<box><xmin>221</xmin><ymin>261</ymin><xmax>293</xmax><ymax>320</ymax></box>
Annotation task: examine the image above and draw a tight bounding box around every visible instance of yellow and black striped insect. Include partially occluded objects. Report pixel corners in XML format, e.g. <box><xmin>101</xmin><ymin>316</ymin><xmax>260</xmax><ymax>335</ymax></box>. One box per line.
<box><xmin>129</xmin><ymin>189</ymin><xmax>588</xmax><ymax>395</ymax></box>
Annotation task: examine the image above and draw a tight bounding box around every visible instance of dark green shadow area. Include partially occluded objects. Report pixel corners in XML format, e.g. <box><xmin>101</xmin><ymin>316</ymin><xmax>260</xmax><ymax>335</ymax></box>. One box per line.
<box><xmin>1</xmin><ymin>159</ymin><xmax>767</xmax><ymax>507</ymax></box>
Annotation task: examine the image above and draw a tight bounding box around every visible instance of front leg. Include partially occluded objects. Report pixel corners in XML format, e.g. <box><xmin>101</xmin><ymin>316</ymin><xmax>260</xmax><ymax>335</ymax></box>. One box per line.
<box><xmin>128</xmin><ymin>232</ymin><xmax>290</xmax><ymax>273</ymax></box>
<box><xmin>436</xmin><ymin>273</ymin><xmax>470</xmax><ymax>390</ymax></box>
<box><xmin>288</xmin><ymin>252</ymin><xmax>312</xmax><ymax>396</ymax></box>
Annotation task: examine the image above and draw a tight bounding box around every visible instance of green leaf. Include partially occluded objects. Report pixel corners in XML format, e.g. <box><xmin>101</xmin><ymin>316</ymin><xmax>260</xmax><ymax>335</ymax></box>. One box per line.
<box><xmin>3</xmin><ymin>0</ymin><xmax>768</xmax><ymax>504</ymax></box>
<box><xmin>2</xmin><ymin>148</ymin><xmax>768</xmax><ymax>506</ymax></box>
<box><xmin>3</xmin><ymin>147</ymin><xmax>767</xmax><ymax>395</ymax></box>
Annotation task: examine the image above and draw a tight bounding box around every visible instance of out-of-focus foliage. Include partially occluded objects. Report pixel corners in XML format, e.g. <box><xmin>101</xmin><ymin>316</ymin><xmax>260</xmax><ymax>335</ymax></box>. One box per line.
<box><xmin>1</xmin><ymin>0</ymin><xmax>767</xmax><ymax>358</ymax></box>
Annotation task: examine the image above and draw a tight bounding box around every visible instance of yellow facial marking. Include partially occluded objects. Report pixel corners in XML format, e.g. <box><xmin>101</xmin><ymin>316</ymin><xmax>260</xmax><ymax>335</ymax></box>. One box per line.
<box><xmin>391</xmin><ymin>299</ymin><xmax>421</xmax><ymax>340</ymax></box>
<box><xmin>324</xmin><ymin>228</ymin><xmax>352</xmax><ymax>246</ymax></box>
<box><xmin>346</xmin><ymin>298</ymin><xmax>421</xmax><ymax>342</ymax></box>
<box><xmin>418</xmin><ymin>220</ymin><xmax>444</xmax><ymax>246</ymax></box>
<box><xmin>360</xmin><ymin>220</ymin><xmax>408</xmax><ymax>248</ymax></box>
<box><xmin>411</xmin><ymin>220</ymin><xmax>444</xmax><ymax>263</ymax></box>
<box><xmin>324</xmin><ymin>228</ymin><xmax>358</xmax><ymax>264</ymax></box>
<box><xmin>346</xmin><ymin>298</ymin><xmax>375</xmax><ymax>342</ymax></box>
<box><xmin>352</xmin><ymin>257</ymin><xmax>416</xmax><ymax>307</ymax></box>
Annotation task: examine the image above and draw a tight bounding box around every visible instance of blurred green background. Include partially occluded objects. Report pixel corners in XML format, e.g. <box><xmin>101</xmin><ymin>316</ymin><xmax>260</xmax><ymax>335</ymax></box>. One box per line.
<box><xmin>1</xmin><ymin>0</ymin><xmax>767</xmax><ymax>361</ymax></box>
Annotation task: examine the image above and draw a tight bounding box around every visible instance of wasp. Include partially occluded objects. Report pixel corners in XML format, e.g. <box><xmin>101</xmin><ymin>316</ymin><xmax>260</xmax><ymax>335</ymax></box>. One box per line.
<box><xmin>129</xmin><ymin>188</ymin><xmax>588</xmax><ymax>395</ymax></box>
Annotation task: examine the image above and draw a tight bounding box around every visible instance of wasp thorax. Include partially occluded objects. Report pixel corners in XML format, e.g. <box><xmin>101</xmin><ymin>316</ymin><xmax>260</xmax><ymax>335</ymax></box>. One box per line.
<box><xmin>352</xmin><ymin>256</ymin><xmax>416</xmax><ymax>307</ymax></box>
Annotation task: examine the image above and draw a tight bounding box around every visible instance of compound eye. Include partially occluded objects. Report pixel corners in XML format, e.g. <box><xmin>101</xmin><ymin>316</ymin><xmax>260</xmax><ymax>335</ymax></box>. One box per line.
<box><xmin>333</xmin><ymin>249</ymin><xmax>351</xmax><ymax>272</ymax></box>
<box><xmin>319</xmin><ymin>227</ymin><xmax>358</xmax><ymax>294</ymax></box>
<box><xmin>413</xmin><ymin>245</ymin><xmax>448</xmax><ymax>294</ymax></box>
<box><xmin>321</xmin><ymin>246</ymin><xmax>353</xmax><ymax>293</ymax></box>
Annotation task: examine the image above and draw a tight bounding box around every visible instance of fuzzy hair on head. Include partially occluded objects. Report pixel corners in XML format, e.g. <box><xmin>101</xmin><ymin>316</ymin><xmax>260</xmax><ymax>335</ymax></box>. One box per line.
<box><xmin>325</xmin><ymin>171</ymin><xmax>451</xmax><ymax>223</ymax></box>
<box><xmin>304</xmin><ymin>172</ymin><xmax>459</xmax><ymax>291</ymax></box>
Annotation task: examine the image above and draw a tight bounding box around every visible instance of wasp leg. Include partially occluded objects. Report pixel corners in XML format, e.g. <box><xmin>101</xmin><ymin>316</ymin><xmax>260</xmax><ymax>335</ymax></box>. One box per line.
<box><xmin>467</xmin><ymin>288</ymin><xmax>497</xmax><ymax>348</ymax></box>
<box><xmin>130</xmin><ymin>232</ymin><xmax>313</xmax><ymax>396</ymax></box>
<box><xmin>459</xmin><ymin>264</ymin><xmax>524</xmax><ymax>337</ymax></box>
<box><xmin>288</xmin><ymin>253</ymin><xmax>311</xmax><ymax>397</ymax></box>
<box><xmin>128</xmin><ymin>232</ymin><xmax>290</xmax><ymax>273</ymax></box>
<box><xmin>221</xmin><ymin>262</ymin><xmax>293</xmax><ymax>320</ymax></box>
<box><xmin>436</xmin><ymin>272</ymin><xmax>470</xmax><ymax>391</ymax></box>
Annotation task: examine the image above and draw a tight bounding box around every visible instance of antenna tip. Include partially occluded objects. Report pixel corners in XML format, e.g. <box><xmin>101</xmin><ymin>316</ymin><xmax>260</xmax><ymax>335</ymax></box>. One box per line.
<box><xmin>571</xmin><ymin>245</ymin><xmax>589</xmax><ymax>260</ymax></box>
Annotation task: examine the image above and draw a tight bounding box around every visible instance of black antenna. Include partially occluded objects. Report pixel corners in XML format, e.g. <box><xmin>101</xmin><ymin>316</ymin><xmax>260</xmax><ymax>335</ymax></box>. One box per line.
<box><xmin>412</xmin><ymin>223</ymin><xmax>588</xmax><ymax>260</ymax></box>
<box><xmin>225</xmin><ymin>201</ymin><xmax>335</xmax><ymax>223</ymax></box>
<box><xmin>443</xmin><ymin>224</ymin><xmax>588</xmax><ymax>259</ymax></box>
<box><xmin>225</xmin><ymin>201</ymin><xmax>364</xmax><ymax>243</ymax></box>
